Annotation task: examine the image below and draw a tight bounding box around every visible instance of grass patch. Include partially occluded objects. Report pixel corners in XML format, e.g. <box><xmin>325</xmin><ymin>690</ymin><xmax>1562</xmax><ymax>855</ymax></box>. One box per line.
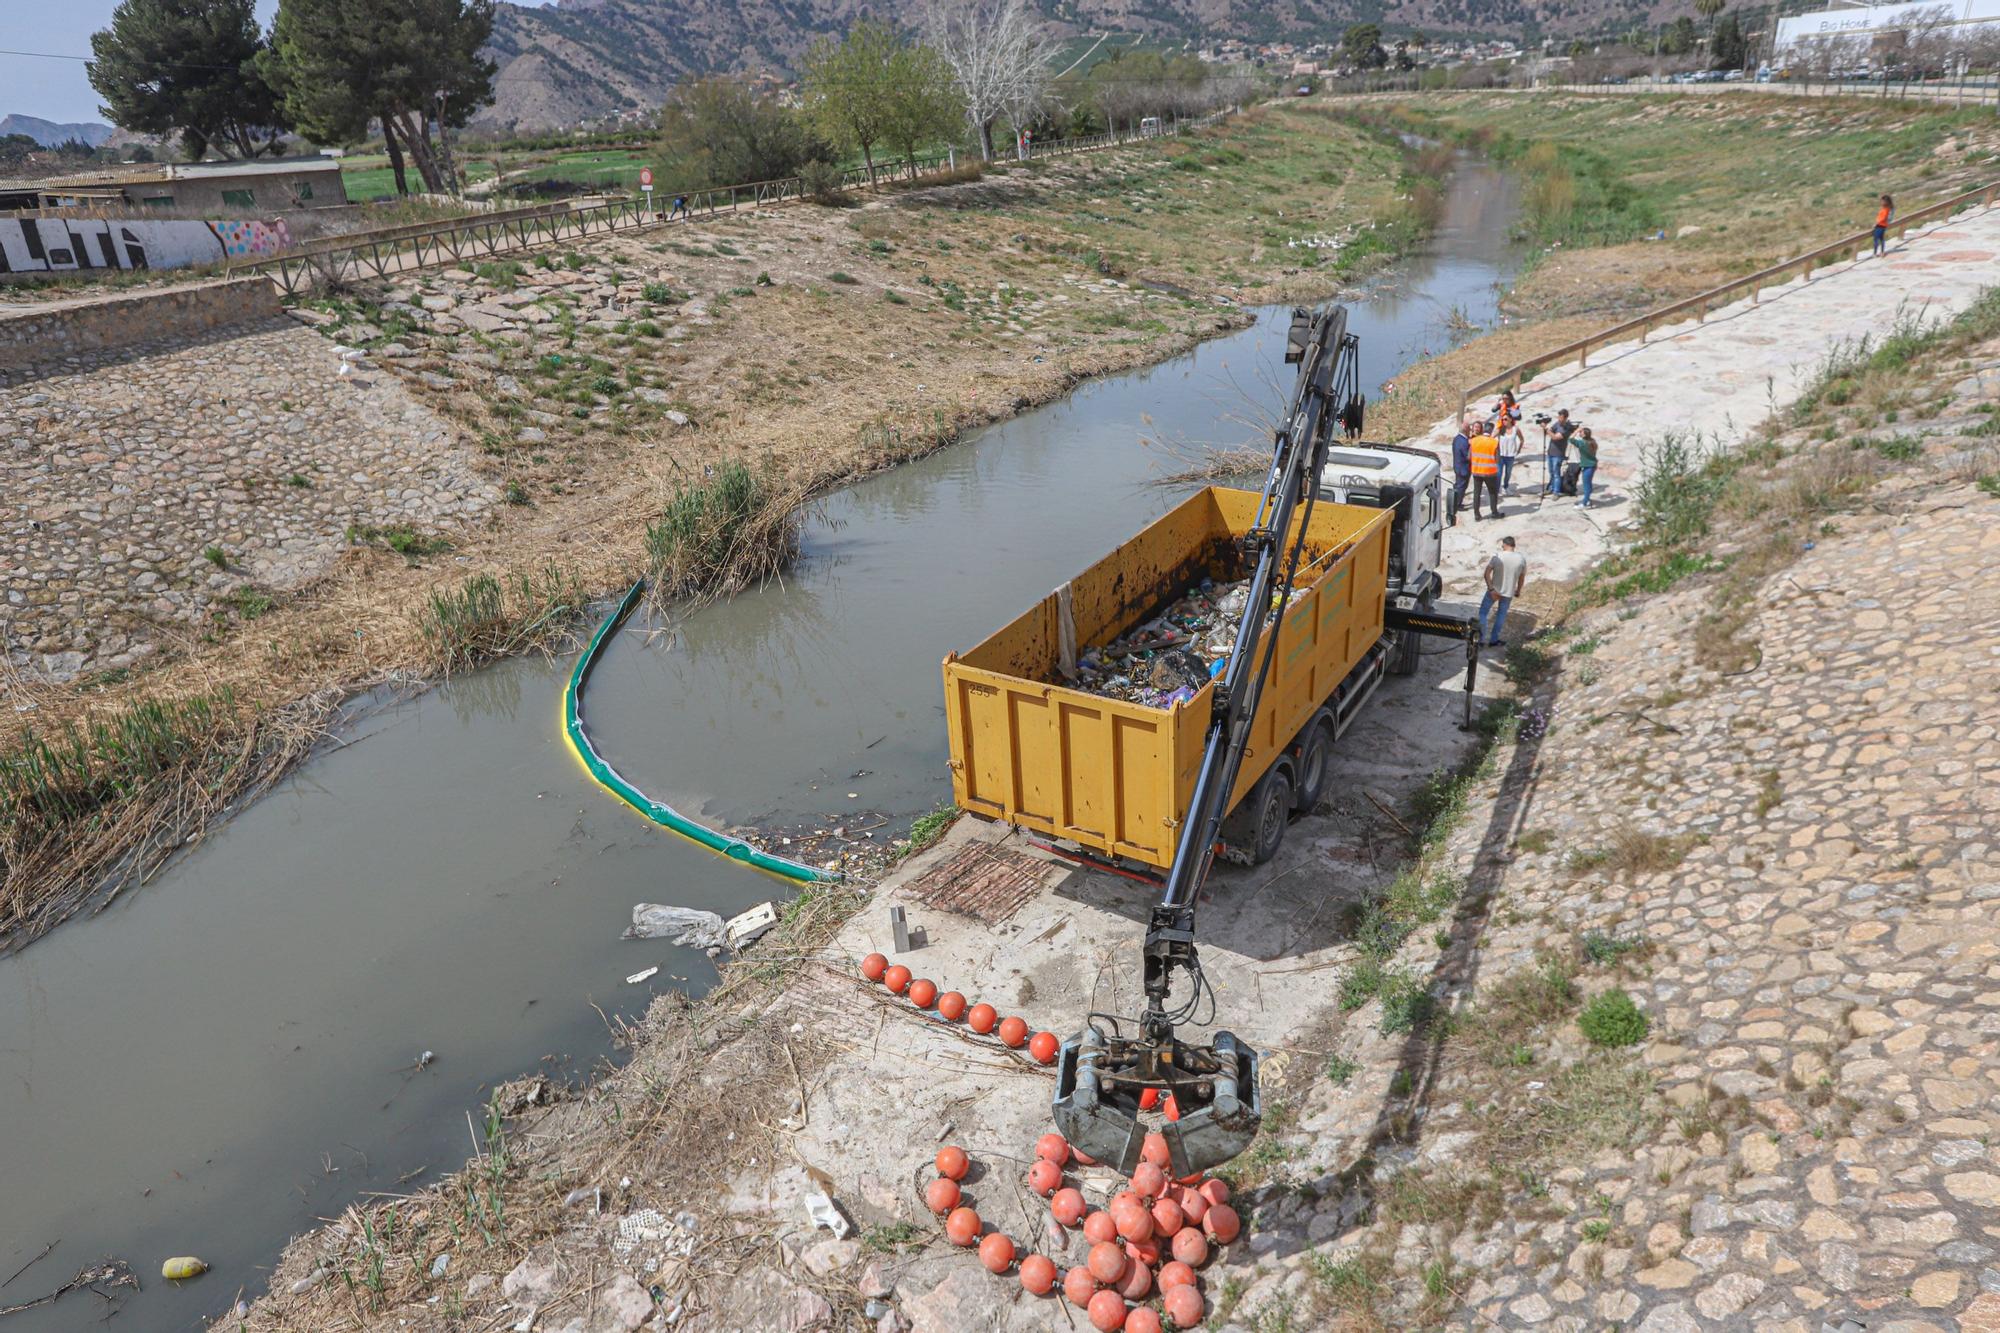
<box><xmin>1579</xmin><ymin>988</ymin><xmax>1650</xmax><ymax>1048</ymax></box>
<box><xmin>416</xmin><ymin>564</ymin><xmax>588</xmax><ymax>675</ymax></box>
<box><xmin>643</xmin><ymin>462</ymin><xmax>804</xmax><ymax>602</ymax></box>
<box><xmin>1492</xmin><ymin>1055</ymin><xmax>1659</xmax><ymax>1164</ymax></box>
<box><xmin>346</xmin><ymin>523</ymin><xmax>452</xmax><ymax>559</ymax></box>
<box><xmin>826</xmin><ymin>271</ymin><xmax>859</xmax><ymax>284</ymax></box>
<box><xmin>898</xmin><ymin>804</ymin><xmax>958</xmax><ymax>859</ymax></box>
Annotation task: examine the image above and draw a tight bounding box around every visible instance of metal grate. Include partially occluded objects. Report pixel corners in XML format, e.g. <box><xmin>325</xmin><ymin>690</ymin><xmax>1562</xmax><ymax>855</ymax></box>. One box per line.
<box><xmin>904</xmin><ymin>843</ymin><xmax>1053</xmax><ymax>925</ymax></box>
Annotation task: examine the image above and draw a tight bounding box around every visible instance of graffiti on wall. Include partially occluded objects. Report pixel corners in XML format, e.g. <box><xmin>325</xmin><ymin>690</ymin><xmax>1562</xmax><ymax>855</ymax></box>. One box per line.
<box><xmin>0</xmin><ymin>217</ymin><xmax>292</xmax><ymax>275</ymax></box>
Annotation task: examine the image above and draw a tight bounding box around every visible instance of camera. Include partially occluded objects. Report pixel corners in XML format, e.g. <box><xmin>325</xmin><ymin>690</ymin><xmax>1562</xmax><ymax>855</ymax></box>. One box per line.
<box><xmin>1532</xmin><ymin>413</ymin><xmax>1553</xmax><ymax>425</ymax></box>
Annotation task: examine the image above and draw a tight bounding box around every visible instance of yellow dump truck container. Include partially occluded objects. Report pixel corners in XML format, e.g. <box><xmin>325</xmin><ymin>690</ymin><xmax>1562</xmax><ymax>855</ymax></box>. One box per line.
<box><xmin>942</xmin><ymin>486</ymin><xmax>1392</xmax><ymax>868</ymax></box>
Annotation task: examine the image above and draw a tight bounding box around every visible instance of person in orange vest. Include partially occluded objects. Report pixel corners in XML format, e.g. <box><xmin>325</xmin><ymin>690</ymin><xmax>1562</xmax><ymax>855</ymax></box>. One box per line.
<box><xmin>1872</xmin><ymin>194</ymin><xmax>1894</xmax><ymax>257</ymax></box>
<box><xmin>1469</xmin><ymin>419</ymin><xmax>1502</xmax><ymax>520</ymax></box>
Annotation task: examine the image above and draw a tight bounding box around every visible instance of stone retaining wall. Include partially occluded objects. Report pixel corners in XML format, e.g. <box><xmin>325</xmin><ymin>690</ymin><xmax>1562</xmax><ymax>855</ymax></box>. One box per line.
<box><xmin>0</xmin><ymin>277</ymin><xmax>282</xmax><ymax>372</ymax></box>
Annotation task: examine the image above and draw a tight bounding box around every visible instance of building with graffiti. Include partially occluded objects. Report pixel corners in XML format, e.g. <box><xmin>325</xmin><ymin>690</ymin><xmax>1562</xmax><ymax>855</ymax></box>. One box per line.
<box><xmin>0</xmin><ymin>216</ymin><xmax>292</xmax><ymax>274</ymax></box>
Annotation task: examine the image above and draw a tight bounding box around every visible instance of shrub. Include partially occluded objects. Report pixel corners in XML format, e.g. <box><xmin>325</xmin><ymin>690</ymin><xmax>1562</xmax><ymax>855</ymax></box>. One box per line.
<box><xmin>801</xmin><ymin>159</ymin><xmax>848</xmax><ymax>205</ymax></box>
<box><xmin>1578</xmin><ymin>988</ymin><xmax>1649</xmax><ymax>1048</ymax></box>
<box><xmin>644</xmin><ymin>462</ymin><xmax>803</xmax><ymax>600</ymax></box>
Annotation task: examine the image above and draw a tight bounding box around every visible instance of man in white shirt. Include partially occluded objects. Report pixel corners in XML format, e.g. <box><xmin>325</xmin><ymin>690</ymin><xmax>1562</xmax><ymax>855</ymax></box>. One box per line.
<box><xmin>1479</xmin><ymin>536</ymin><xmax>1528</xmax><ymax>648</ymax></box>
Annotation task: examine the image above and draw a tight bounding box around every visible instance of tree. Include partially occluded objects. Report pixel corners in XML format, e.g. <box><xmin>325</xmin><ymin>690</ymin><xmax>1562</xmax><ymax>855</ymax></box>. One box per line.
<box><xmin>1662</xmin><ymin>16</ymin><xmax>1698</xmax><ymax>55</ymax></box>
<box><xmin>656</xmin><ymin>78</ymin><xmax>826</xmax><ymax>190</ymax></box>
<box><xmin>920</xmin><ymin>0</ymin><xmax>1058</xmax><ymax>161</ymax></box>
<box><xmin>1567</xmin><ymin>38</ymin><xmax>1588</xmax><ymax>59</ymax></box>
<box><xmin>89</xmin><ymin>0</ymin><xmax>287</xmax><ymax>160</ymax></box>
<box><xmin>802</xmin><ymin>20</ymin><xmax>903</xmax><ymax>183</ymax></box>
<box><xmin>265</xmin><ymin>0</ymin><xmax>495</xmax><ymax>195</ymax></box>
<box><xmin>881</xmin><ymin>42</ymin><xmax>964</xmax><ymax>171</ymax></box>
<box><xmin>1711</xmin><ymin>12</ymin><xmax>1747</xmax><ymax>69</ymax></box>
<box><xmin>1342</xmin><ymin>23</ymin><xmax>1388</xmax><ymax>70</ymax></box>
<box><xmin>1693</xmin><ymin>0</ymin><xmax>1726</xmax><ymax>29</ymax></box>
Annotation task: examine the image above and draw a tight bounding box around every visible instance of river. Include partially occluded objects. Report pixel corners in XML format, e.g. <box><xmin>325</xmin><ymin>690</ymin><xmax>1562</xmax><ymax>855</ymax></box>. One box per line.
<box><xmin>0</xmin><ymin>154</ymin><xmax>1518</xmax><ymax>1331</ymax></box>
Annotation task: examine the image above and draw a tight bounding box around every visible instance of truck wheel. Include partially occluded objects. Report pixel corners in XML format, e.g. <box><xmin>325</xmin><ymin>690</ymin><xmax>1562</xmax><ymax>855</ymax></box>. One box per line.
<box><xmin>1248</xmin><ymin>767</ymin><xmax>1292</xmax><ymax>864</ymax></box>
<box><xmin>1391</xmin><ymin>592</ymin><xmax>1434</xmax><ymax>677</ymax></box>
<box><xmin>1291</xmin><ymin>713</ymin><xmax>1335</xmax><ymax>813</ymax></box>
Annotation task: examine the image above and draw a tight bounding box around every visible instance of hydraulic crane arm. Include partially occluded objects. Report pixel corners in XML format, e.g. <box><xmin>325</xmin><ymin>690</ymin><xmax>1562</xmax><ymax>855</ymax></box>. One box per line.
<box><xmin>1054</xmin><ymin>306</ymin><xmax>1364</xmax><ymax>1176</ymax></box>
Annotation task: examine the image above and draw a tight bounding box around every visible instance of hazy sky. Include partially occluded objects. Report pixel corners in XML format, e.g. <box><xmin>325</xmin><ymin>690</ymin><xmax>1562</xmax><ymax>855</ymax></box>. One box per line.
<box><xmin>2</xmin><ymin>1</ymin><xmax>553</xmax><ymax>126</ymax></box>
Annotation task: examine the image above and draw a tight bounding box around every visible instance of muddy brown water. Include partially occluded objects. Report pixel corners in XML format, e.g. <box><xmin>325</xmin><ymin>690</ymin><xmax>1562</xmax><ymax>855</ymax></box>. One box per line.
<box><xmin>0</xmin><ymin>158</ymin><xmax>1518</xmax><ymax>1331</ymax></box>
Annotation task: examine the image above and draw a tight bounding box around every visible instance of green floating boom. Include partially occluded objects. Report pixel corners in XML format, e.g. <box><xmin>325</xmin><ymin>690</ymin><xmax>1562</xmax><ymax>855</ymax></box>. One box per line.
<box><xmin>563</xmin><ymin>579</ymin><xmax>840</xmax><ymax>884</ymax></box>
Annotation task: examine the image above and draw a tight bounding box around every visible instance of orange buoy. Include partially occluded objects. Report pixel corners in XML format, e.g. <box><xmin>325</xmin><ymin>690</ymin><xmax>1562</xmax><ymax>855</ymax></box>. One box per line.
<box><xmin>1126</xmin><ymin>1308</ymin><xmax>1164</xmax><ymax>1333</ymax></box>
<box><xmin>1051</xmin><ymin>1187</ymin><xmax>1087</xmax><ymax>1226</ymax></box>
<box><xmin>936</xmin><ymin>991</ymin><xmax>967</xmax><ymax>1021</ymax></box>
<box><xmin>997</xmin><ymin>1016</ymin><xmax>1029</xmax><ymax>1048</ymax></box>
<box><xmin>1028</xmin><ymin>1158</ymin><xmax>1062</xmax><ymax>1196</ymax></box>
<box><xmin>967</xmin><ymin>1002</ymin><xmax>998</xmax><ymax>1034</ymax></box>
<box><xmin>1171</xmin><ymin>1226</ymin><xmax>1209</xmax><ymax>1267</ymax></box>
<box><xmin>1131</xmin><ymin>1162</ymin><xmax>1167</xmax><ymax>1201</ymax></box>
<box><xmin>1163</xmin><ymin>1282</ymin><xmax>1205</xmax><ymax>1328</ymax></box>
<box><xmin>924</xmin><ymin>1177</ymin><xmax>961</xmax><ymax>1214</ymax></box>
<box><xmin>1115</xmin><ymin>1253</ymin><xmax>1152</xmax><ymax>1301</ymax></box>
<box><xmin>945</xmin><ymin>1206</ymin><xmax>981</xmax><ymax>1246</ymax></box>
<box><xmin>935</xmin><ymin>1144</ymin><xmax>969</xmax><ymax>1181</ymax></box>
<box><xmin>978</xmin><ymin>1231</ymin><xmax>1016</xmax><ymax>1274</ymax></box>
<box><xmin>1178</xmin><ymin>1188</ymin><xmax>1209</xmax><ymax>1226</ymax></box>
<box><xmin>1141</xmin><ymin>1132</ymin><xmax>1170</xmax><ymax>1169</ymax></box>
<box><xmin>883</xmin><ymin>964</ymin><xmax>911</xmax><ymax>994</ymax></box>
<box><xmin>860</xmin><ymin>953</ymin><xmax>888</xmax><ymax>982</ymax></box>
<box><xmin>1124</xmin><ymin>1236</ymin><xmax>1160</xmax><ymax>1270</ymax></box>
<box><xmin>1020</xmin><ymin>1253</ymin><xmax>1057</xmax><ymax>1296</ymax></box>
<box><xmin>1158</xmin><ymin>1260</ymin><xmax>1196</xmax><ymax>1291</ymax></box>
<box><xmin>1197</xmin><ymin>1178</ymin><xmax>1229</xmax><ymax>1207</ymax></box>
<box><xmin>1035</xmin><ymin>1132</ymin><xmax>1071</xmax><ymax>1165</ymax></box>
<box><xmin>1072</xmin><ymin>1147</ymin><xmax>1100</xmax><ymax>1167</ymax></box>
<box><xmin>907</xmin><ymin>977</ymin><xmax>938</xmax><ymax>1008</ymax></box>
<box><xmin>1087</xmin><ymin>1288</ymin><xmax>1128</xmax><ymax>1331</ymax></box>
<box><xmin>1086</xmin><ymin>1240</ymin><xmax>1128</xmax><ymax>1284</ymax></box>
<box><xmin>1163</xmin><ymin>1092</ymin><xmax>1181</xmax><ymax>1122</ymax></box>
<box><xmin>1139</xmin><ymin>1087</ymin><xmax>1160</xmax><ymax>1110</ymax></box>
<box><xmin>1029</xmin><ymin>1030</ymin><xmax>1059</xmax><ymax>1064</ymax></box>
<box><xmin>1150</xmin><ymin>1196</ymin><xmax>1185</xmax><ymax>1237</ymax></box>
<box><xmin>1063</xmin><ymin>1265</ymin><xmax>1098</xmax><ymax>1307</ymax></box>
<box><xmin>1082</xmin><ymin>1209</ymin><xmax>1118</xmax><ymax>1244</ymax></box>
<box><xmin>1112</xmin><ymin>1201</ymin><xmax>1153</xmax><ymax>1244</ymax></box>
<box><xmin>1109</xmin><ymin>1189</ymin><xmax>1142</xmax><ymax>1216</ymax></box>
<box><xmin>1203</xmin><ymin>1202</ymin><xmax>1240</xmax><ymax>1245</ymax></box>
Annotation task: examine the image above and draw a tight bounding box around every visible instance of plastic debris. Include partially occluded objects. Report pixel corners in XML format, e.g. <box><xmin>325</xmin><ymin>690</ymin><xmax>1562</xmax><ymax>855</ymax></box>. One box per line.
<box><xmin>724</xmin><ymin>901</ymin><xmax>780</xmax><ymax>950</ymax></box>
<box><xmin>626</xmin><ymin>967</ymin><xmax>660</xmax><ymax>985</ymax></box>
<box><xmin>161</xmin><ymin>1257</ymin><xmax>209</xmax><ymax>1281</ymax></box>
<box><xmin>1053</xmin><ymin>577</ymin><xmax>1290</xmax><ymax>707</ymax></box>
<box><xmin>624</xmin><ymin>904</ymin><xmax>725</xmax><ymax>947</ymax></box>
<box><xmin>806</xmin><ymin>1190</ymin><xmax>852</xmax><ymax>1238</ymax></box>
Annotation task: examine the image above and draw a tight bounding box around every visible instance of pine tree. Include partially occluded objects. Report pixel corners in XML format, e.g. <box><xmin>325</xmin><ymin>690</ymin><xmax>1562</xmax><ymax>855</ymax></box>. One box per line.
<box><xmin>88</xmin><ymin>0</ymin><xmax>287</xmax><ymax>160</ymax></box>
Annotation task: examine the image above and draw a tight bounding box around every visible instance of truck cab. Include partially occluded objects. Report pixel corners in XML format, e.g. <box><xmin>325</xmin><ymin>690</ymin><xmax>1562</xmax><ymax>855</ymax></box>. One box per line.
<box><xmin>1317</xmin><ymin>441</ymin><xmax>1445</xmax><ymax>676</ymax></box>
<box><xmin>1317</xmin><ymin>441</ymin><xmax>1444</xmax><ymax>605</ymax></box>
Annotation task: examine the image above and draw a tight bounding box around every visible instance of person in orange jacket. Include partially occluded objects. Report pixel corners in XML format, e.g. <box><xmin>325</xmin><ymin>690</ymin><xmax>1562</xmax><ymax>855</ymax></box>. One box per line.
<box><xmin>1469</xmin><ymin>420</ymin><xmax>1502</xmax><ymax>521</ymax></box>
<box><xmin>1872</xmin><ymin>194</ymin><xmax>1894</xmax><ymax>257</ymax></box>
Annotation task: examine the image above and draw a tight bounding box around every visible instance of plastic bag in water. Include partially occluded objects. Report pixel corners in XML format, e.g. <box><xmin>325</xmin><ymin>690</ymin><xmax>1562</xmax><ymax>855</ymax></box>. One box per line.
<box><xmin>624</xmin><ymin>904</ymin><xmax>725</xmax><ymax>948</ymax></box>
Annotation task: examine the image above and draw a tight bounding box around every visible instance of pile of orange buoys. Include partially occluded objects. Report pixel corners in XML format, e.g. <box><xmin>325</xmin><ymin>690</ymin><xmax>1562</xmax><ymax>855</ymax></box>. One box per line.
<box><xmin>863</xmin><ymin>954</ymin><xmax>1237</xmax><ymax>1327</ymax></box>
<box><xmin>915</xmin><ymin>1127</ymin><xmax>1231</xmax><ymax>1329</ymax></box>
<box><xmin>856</xmin><ymin>953</ymin><xmax>1058</xmax><ymax>1066</ymax></box>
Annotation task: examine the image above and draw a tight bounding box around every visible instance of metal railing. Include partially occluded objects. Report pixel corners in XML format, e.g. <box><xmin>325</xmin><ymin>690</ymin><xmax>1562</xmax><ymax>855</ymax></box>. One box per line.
<box><xmin>237</xmin><ymin>114</ymin><xmax>1224</xmax><ymax>295</ymax></box>
<box><xmin>1456</xmin><ymin>176</ymin><xmax>2000</xmax><ymax>420</ymax></box>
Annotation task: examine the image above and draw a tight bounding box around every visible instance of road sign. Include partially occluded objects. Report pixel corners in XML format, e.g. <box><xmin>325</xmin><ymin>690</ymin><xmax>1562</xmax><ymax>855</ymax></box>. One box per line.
<box><xmin>639</xmin><ymin>167</ymin><xmax>654</xmax><ymax>187</ymax></box>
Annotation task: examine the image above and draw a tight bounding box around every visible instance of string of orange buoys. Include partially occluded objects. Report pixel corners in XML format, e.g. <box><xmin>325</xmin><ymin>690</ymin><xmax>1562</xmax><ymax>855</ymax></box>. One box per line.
<box><xmin>861</xmin><ymin>952</ymin><xmax>1241</xmax><ymax>1330</ymax></box>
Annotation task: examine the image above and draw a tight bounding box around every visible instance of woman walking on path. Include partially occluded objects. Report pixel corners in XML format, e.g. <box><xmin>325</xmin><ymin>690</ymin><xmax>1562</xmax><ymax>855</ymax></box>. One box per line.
<box><xmin>1574</xmin><ymin>428</ymin><xmax>1601</xmax><ymax>508</ymax></box>
<box><xmin>1873</xmin><ymin>194</ymin><xmax>1894</xmax><ymax>257</ymax></box>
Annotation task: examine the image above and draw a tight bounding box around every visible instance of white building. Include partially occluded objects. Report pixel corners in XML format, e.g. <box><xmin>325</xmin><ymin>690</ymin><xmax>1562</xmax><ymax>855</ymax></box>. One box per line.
<box><xmin>1775</xmin><ymin>0</ymin><xmax>2000</xmax><ymax>58</ymax></box>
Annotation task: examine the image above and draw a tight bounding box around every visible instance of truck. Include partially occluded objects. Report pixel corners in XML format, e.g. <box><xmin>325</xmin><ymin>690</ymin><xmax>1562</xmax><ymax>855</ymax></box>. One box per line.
<box><xmin>937</xmin><ymin>305</ymin><xmax>1477</xmax><ymax>1176</ymax></box>
<box><xmin>941</xmin><ymin>370</ymin><xmax>1454</xmax><ymax>874</ymax></box>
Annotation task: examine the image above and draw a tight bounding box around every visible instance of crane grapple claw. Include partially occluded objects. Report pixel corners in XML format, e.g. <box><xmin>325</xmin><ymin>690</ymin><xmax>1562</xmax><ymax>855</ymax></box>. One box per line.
<box><xmin>1052</xmin><ymin>1025</ymin><xmax>1262</xmax><ymax>1176</ymax></box>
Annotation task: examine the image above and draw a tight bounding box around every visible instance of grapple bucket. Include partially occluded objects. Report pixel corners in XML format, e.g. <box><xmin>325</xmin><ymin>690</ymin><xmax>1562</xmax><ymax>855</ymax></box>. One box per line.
<box><xmin>1051</xmin><ymin>1025</ymin><xmax>1262</xmax><ymax>1177</ymax></box>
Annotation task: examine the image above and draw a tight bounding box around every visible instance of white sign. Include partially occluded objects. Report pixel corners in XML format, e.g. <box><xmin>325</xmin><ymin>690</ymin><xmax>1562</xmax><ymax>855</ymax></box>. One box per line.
<box><xmin>1776</xmin><ymin>0</ymin><xmax>2000</xmax><ymax>52</ymax></box>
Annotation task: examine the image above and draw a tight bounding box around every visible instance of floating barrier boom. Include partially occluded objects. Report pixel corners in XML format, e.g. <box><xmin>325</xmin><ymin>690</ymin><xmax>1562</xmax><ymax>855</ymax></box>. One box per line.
<box><xmin>563</xmin><ymin>580</ymin><xmax>840</xmax><ymax>884</ymax></box>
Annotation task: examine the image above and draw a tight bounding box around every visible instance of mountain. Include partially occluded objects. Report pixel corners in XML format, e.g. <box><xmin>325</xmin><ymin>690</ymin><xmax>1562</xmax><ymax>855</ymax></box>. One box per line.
<box><xmin>0</xmin><ymin>115</ymin><xmax>118</xmax><ymax>148</ymax></box>
<box><xmin>477</xmin><ymin>0</ymin><xmax>1679</xmax><ymax>132</ymax></box>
